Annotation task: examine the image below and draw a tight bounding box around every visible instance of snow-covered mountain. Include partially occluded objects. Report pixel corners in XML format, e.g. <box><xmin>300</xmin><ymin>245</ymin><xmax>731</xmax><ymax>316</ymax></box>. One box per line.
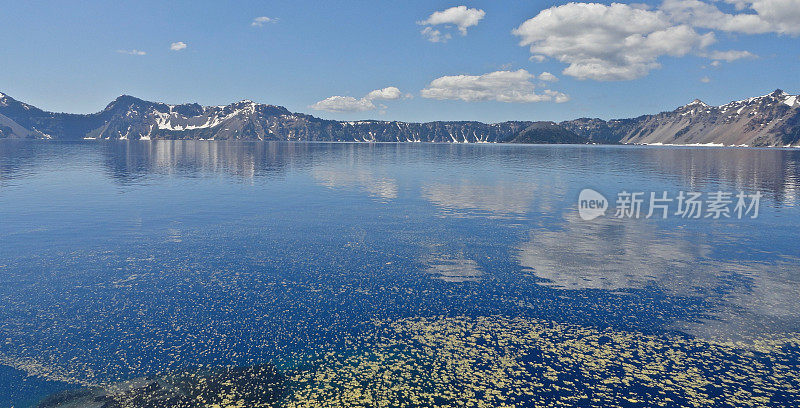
<box><xmin>2</xmin><ymin>90</ymin><xmax>799</xmax><ymax>146</ymax></box>
<box><xmin>563</xmin><ymin>89</ymin><xmax>800</xmax><ymax>147</ymax></box>
<box><xmin>0</xmin><ymin>93</ymin><xmax>554</xmax><ymax>143</ymax></box>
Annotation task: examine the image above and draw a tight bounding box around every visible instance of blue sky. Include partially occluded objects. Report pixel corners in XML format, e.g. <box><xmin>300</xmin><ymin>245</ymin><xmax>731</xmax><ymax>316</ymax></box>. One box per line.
<box><xmin>1</xmin><ymin>0</ymin><xmax>798</xmax><ymax>123</ymax></box>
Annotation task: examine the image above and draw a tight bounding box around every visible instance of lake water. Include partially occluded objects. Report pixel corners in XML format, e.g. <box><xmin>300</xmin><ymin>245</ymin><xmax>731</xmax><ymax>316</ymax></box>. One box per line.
<box><xmin>1</xmin><ymin>141</ymin><xmax>799</xmax><ymax>407</ymax></box>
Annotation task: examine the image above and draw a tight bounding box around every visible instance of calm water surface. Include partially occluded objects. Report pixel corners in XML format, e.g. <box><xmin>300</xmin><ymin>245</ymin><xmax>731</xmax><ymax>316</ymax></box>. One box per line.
<box><xmin>1</xmin><ymin>141</ymin><xmax>799</xmax><ymax>407</ymax></box>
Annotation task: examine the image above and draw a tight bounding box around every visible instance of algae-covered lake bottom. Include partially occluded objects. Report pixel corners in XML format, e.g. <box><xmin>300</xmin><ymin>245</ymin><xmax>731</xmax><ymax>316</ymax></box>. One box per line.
<box><xmin>1</xmin><ymin>141</ymin><xmax>799</xmax><ymax>407</ymax></box>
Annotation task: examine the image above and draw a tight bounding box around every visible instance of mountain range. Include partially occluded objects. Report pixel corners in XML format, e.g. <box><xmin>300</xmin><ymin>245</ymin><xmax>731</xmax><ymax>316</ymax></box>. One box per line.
<box><xmin>1</xmin><ymin>89</ymin><xmax>798</xmax><ymax>147</ymax></box>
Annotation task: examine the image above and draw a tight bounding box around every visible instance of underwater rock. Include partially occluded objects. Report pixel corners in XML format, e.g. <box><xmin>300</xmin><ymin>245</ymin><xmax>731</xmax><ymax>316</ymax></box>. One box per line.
<box><xmin>37</xmin><ymin>364</ymin><xmax>286</xmax><ymax>408</ymax></box>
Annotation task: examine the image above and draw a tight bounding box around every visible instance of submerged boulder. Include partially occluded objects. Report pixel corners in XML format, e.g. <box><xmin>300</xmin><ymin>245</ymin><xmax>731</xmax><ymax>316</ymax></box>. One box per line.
<box><xmin>37</xmin><ymin>364</ymin><xmax>287</xmax><ymax>408</ymax></box>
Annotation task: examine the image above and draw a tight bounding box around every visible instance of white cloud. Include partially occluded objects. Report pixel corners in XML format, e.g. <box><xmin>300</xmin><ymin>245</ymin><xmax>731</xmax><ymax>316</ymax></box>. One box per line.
<box><xmin>663</xmin><ymin>0</ymin><xmax>800</xmax><ymax>35</ymax></box>
<box><xmin>170</xmin><ymin>41</ymin><xmax>187</xmax><ymax>51</ymax></box>
<box><xmin>366</xmin><ymin>86</ymin><xmax>404</xmax><ymax>100</ymax></box>
<box><xmin>310</xmin><ymin>96</ymin><xmax>376</xmax><ymax>113</ymax></box>
<box><xmin>251</xmin><ymin>16</ymin><xmax>276</xmax><ymax>27</ymax></box>
<box><xmin>512</xmin><ymin>1</ymin><xmax>791</xmax><ymax>81</ymax></box>
<box><xmin>117</xmin><ymin>49</ymin><xmax>146</xmax><ymax>56</ymax></box>
<box><xmin>702</xmin><ymin>49</ymin><xmax>758</xmax><ymax>61</ymax></box>
<box><xmin>420</xmin><ymin>27</ymin><xmax>452</xmax><ymax>43</ymax></box>
<box><xmin>661</xmin><ymin>0</ymin><xmax>772</xmax><ymax>34</ymax></box>
<box><xmin>701</xmin><ymin>76</ymin><xmax>711</xmax><ymax>82</ymax></box>
<box><xmin>418</xmin><ymin>6</ymin><xmax>485</xmax><ymax>42</ymax></box>
<box><xmin>513</xmin><ymin>3</ymin><xmax>716</xmax><ymax>81</ymax></box>
<box><xmin>744</xmin><ymin>0</ymin><xmax>800</xmax><ymax>35</ymax></box>
<box><xmin>311</xmin><ymin>86</ymin><xmax>407</xmax><ymax>113</ymax></box>
<box><xmin>420</xmin><ymin>69</ymin><xmax>569</xmax><ymax>103</ymax></box>
<box><xmin>538</xmin><ymin>72</ymin><xmax>559</xmax><ymax>82</ymax></box>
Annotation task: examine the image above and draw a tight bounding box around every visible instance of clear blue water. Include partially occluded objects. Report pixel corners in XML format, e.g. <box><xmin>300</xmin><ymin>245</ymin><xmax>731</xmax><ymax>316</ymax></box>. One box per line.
<box><xmin>1</xmin><ymin>141</ymin><xmax>799</xmax><ymax>407</ymax></box>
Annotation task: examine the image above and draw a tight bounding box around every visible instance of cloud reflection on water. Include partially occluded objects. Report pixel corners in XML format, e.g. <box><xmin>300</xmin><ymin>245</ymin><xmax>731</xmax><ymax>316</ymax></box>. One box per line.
<box><xmin>516</xmin><ymin>211</ymin><xmax>800</xmax><ymax>339</ymax></box>
<box><xmin>421</xmin><ymin>181</ymin><xmax>536</xmax><ymax>219</ymax></box>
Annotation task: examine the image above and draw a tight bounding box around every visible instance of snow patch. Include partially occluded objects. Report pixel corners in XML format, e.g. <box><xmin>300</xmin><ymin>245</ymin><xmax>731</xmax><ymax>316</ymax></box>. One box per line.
<box><xmin>153</xmin><ymin>108</ymin><xmax>243</xmax><ymax>131</ymax></box>
<box><xmin>638</xmin><ymin>142</ymin><xmax>727</xmax><ymax>147</ymax></box>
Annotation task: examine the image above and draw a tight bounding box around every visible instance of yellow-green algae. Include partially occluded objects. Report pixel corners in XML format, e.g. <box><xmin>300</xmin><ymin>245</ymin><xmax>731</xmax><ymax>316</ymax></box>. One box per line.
<box><xmin>17</xmin><ymin>316</ymin><xmax>800</xmax><ymax>408</ymax></box>
<box><xmin>285</xmin><ymin>316</ymin><xmax>800</xmax><ymax>408</ymax></box>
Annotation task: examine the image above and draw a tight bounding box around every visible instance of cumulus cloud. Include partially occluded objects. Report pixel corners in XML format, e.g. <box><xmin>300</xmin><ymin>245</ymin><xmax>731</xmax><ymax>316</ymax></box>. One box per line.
<box><xmin>310</xmin><ymin>86</ymin><xmax>407</xmax><ymax>113</ymax></box>
<box><xmin>743</xmin><ymin>0</ymin><xmax>800</xmax><ymax>35</ymax></box>
<box><xmin>513</xmin><ymin>3</ymin><xmax>716</xmax><ymax>81</ymax></box>
<box><xmin>660</xmin><ymin>0</ymin><xmax>771</xmax><ymax>33</ymax></box>
<box><xmin>662</xmin><ymin>0</ymin><xmax>800</xmax><ymax>35</ymax></box>
<box><xmin>418</xmin><ymin>5</ymin><xmax>485</xmax><ymax>42</ymax></box>
<box><xmin>538</xmin><ymin>72</ymin><xmax>559</xmax><ymax>82</ymax></box>
<box><xmin>251</xmin><ymin>16</ymin><xmax>276</xmax><ymax>27</ymax></box>
<box><xmin>366</xmin><ymin>86</ymin><xmax>404</xmax><ymax>100</ymax></box>
<box><xmin>420</xmin><ymin>69</ymin><xmax>569</xmax><ymax>103</ymax></box>
<box><xmin>170</xmin><ymin>41</ymin><xmax>187</xmax><ymax>51</ymax></box>
<box><xmin>701</xmin><ymin>76</ymin><xmax>712</xmax><ymax>83</ymax></box>
<box><xmin>117</xmin><ymin>49</ymin><xmax>146</xmax><ymax>56</ymax></box>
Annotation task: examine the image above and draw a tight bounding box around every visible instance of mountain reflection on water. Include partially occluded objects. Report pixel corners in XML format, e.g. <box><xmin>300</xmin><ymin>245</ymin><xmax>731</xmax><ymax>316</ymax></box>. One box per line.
<box><xmin>0</xmin><ymin>140</ymin><xmax>799</xmax><ymax>407</ymax></box>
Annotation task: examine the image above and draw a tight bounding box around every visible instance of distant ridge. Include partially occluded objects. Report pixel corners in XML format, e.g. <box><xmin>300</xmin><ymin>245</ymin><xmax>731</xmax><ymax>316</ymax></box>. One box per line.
<box><xmin>1</xmin><ymin>89</ymin><xmax>798</xmax><ymax>147</ymax></box>
<box><xmin>562</xmin><ymin>89</ymin><xmax>800</xmax><ymax>147</ymax></box>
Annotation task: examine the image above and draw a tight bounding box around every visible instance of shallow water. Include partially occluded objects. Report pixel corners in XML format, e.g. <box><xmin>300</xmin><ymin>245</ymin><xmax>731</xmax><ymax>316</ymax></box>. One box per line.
<box><xmin>1</xmin><ymin>141</ymin><xmax>799</xmax><ymax>407</ymax></box>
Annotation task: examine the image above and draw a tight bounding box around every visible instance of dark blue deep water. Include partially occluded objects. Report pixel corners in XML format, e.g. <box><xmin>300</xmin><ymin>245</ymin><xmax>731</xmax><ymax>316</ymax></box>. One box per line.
<box><xmin>1</xmin><ymin>141</ymin><xmax>799</xmax><ymax>407</ymax></box>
